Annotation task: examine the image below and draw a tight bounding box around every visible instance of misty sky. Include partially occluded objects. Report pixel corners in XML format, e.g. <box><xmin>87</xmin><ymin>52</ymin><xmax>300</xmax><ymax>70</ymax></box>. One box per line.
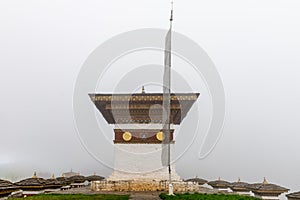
<box><xmin>1</xmin><ymin>0</ymin><xmax>300</xmax><ymax>197</ymax></box>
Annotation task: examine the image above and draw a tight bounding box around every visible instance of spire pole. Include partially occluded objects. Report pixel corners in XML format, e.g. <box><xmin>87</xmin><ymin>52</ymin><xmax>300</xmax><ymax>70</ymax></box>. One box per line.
<box><xmin>170</xmin><ymin>0</ymin><xmax>174</xmax><ymax>22</ymax></box>
<box><xmin>161</xmin><ymin>0</ymin><xmax>174</xmax><ymax>195</ymax></box>
<box><xmin>167</xmin><ymin>0</ymin><xmax>173</xmax><ymax>196</ymax></box>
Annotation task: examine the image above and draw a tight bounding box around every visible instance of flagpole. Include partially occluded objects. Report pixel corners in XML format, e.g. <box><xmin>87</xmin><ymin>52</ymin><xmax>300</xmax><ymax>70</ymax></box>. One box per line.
<box><xmin>168</xmin><ymin>0</ymin><xmax>173</xmax><ymax>195</ymax></box>
<box><xmin>162</xmin><ymin>0</ymin><xmax>174</xmax><ymax>195</ymax></box>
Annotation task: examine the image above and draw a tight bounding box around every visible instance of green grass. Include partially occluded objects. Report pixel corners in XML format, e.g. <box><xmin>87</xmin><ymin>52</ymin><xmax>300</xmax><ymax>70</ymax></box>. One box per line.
<box><xmin>10</xmin><ymin>194</ymin><xmax>129</xmax><ymax>200</ymax></box>
<box><xmin>159</xmin><ymin>193</ymin><xmax>259</xmax><ymax>200</ymax></box>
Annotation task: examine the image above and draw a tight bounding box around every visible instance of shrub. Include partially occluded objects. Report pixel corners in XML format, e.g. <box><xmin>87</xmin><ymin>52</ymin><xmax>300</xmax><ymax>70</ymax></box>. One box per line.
<box><xmin>159</xmin><ymin>193</ymin><xmax>259</xmax><ymax>200</ymax></box>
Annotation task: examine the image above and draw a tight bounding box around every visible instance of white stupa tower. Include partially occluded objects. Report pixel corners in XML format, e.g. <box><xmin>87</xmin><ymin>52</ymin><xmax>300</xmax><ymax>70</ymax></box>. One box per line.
<box><xmin>89</xmin><ymin>89</ymin><xmax>199</xmax><ymax>181</ymax></box>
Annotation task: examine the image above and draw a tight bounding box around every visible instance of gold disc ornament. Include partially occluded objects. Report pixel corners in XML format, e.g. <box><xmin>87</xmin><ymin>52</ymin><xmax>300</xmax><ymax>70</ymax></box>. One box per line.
<box><xmin>122</xmin><ymin>132</ymin><xmax>132</xmax><ymax>141</ymax></box>
<box><xmin>156</xmin><ymin>131</ymin><xmax>164</xmax><ymax>141</ymax></box>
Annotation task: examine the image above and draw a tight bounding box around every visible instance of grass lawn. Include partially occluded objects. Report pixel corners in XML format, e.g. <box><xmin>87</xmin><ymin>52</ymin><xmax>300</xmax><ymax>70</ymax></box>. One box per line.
<box><xmin>159</xmin><ymin>193</ymin><xmax>259</xmax><ymax>200</ymax></box>
<box><xmin>9</xmin><ymin>194</ymin><xmax>129</xmax><ymax>200</ymax></box>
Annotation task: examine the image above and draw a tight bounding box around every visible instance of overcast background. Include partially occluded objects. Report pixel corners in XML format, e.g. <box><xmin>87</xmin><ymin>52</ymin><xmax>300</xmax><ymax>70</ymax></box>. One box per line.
<box><xmin>1</xmin><ymin>0</ymin><xmax>300</xmax><ymax>198</ymax></box>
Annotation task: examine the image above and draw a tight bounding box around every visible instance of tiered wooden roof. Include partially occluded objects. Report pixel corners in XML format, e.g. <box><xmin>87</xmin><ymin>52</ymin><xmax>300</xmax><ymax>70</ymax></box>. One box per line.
<box><xmin>207</xmin><ymin>178</ymin><xmax>230</xmax><ymax>189</ymax></box>
<box><xmin>184</xmin><ymin>177</ymin><xmax>208</xmax><ymax>185</ymax></box>
<box><xmin>56</xmin><ymin>176</ymin><xmax>71</xmax><ymax>186</ymax></box>
<box><xmin>14</xmin><ymin>178</ymin><xmax>45</xmax><ymax>190</ymax></box>
<box><xmin>67</xmin><ymin>175</ymin><xmax>86</xmax><ymax>183</ymax></box>
<box><xmin>89</xmin><ymin>93</ymin><xmax>199</xmax><ymax>124</ymax></box>
<box><xmin>0</xmin><ymin>179</ymin><xmax>18</xmax><ymax>196</ymax></box>
<box><xmin>86</xmin><ymin>174</ymin><xmax>105</xmax><ymax>182</ymax></box>
<box><xmin>44</xmin><ymin>175</ymin><xmax>62</xmax><ymax>189</ymax></box>
<box><xmin>14</xmin><ymin>171</ymin><xmax>45</xmax><ymax>190</ymax></box>
<box><xmin>246</xmin><ymin>178</ymin><xmax>289</xmax><ymax>196</ymax></box>
<box><xmin>287</xmin><ymin>191</ymin><xmax>300</xmax><ymax>199</ymax></box>
<box><xmin>229</xmin><ymin>178</ymin><xmax>250</xmax><ymax>192</ymax></box>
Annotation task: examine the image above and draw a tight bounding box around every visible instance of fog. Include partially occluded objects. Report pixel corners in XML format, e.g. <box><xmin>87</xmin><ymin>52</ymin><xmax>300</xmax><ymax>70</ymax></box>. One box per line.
<box><xmin>0</xmin><ymin>0</ymin><xmax>300</xmax><ymax>198</ymax></box>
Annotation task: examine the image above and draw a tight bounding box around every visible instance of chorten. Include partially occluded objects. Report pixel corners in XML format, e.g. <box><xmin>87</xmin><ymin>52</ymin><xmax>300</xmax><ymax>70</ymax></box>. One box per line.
<box><xmin>89</xmin><ymin>88</ymin><xmax>199</xmax><ymax>181</ymax></box>
<box><xmin>246</xmin><ymin>177</ymin><xmax>289</xmax><ymax>200</ymax></box>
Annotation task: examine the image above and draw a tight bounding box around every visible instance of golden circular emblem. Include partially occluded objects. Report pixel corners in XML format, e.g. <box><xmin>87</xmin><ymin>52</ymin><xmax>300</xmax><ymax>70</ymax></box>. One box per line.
<box><xmin>122</xmin><ymin>132</ymin><xmax>132</xmax><ymax>141</ymax></box>
<box><xmin>156</xmin><ymin>131</ymin><xmax>164</xmax><ymax>141</ymax></box>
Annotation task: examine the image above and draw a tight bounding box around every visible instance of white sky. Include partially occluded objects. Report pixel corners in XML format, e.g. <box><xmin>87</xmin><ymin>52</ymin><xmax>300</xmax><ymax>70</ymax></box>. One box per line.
<box><xmin>1</xmin><ymin>0</ymin><xmax>300</xmax><ymax>196</ymax></box>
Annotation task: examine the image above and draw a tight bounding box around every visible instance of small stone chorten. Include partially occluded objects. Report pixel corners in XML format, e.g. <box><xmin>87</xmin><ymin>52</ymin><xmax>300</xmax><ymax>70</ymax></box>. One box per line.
<box><xmin>229</xmin><ymin>177</ymin><xmax>251</xmax><ymax>196</ymax></box>
<box><xmin>207</xmin><ymin>177</ymin><xmax>230</xmax><ymax>191</ymax></box>
<box><xmin>14</xmin><ymin>171</ymin><xmax>45</xmax><ymax>191</ymax></box>
<box><xmin>246</xmin><ymin>177</ymin><xmax>289</xmax><ymax>200</ymax></box>
<box><xmin>45</xmin><ymin>174</ymin><xmax>62</xmax><ymax>189</ymax></box>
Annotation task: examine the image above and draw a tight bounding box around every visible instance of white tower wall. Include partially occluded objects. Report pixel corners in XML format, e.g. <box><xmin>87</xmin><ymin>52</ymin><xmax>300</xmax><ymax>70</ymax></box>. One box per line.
<box><xmin>108</xmin><ymin>124</ymin><xmax>181</xmax><ymax>181</ymax></box>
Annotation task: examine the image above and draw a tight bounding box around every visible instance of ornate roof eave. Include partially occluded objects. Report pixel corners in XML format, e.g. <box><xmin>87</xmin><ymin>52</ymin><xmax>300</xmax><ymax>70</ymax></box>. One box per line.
<box><xmin>246</xmin><ymin>184</ymin><xmax>289</xmax><ymax>194</ymax></box>
<box><xmin>89</xmin><ymin>92</ymin><xmax>200</xmax><ymax>125</ymax></box>
<box><xmin>89</xmin><ymin>93</ymin><xmax>200</xmax><ymax>102</ymax></box>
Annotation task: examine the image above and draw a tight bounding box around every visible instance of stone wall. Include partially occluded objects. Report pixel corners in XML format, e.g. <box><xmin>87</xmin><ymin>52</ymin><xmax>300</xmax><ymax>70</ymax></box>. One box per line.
<box><xmin>91</xmin><ymin>180</ymin><xmax>205</xmax><ymax>192</ymax></box>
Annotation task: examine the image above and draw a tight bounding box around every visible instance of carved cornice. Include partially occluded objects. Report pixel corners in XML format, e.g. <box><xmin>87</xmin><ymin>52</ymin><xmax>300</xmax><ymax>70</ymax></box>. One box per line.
<box><xmin>89</xmin><ymin>93</ymin><xmax>199</xmax><ymax>125</ymax></box>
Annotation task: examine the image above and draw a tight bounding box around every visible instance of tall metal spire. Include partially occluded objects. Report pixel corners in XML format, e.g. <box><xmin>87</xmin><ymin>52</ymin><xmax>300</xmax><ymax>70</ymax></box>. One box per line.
<box><xmin>162</xmin><ymin>0</ymin><xmax>174</xmax><ymax>195</ymax></box>
<box><xmin>170</xmin><ymin>0</ymin><xmax>174</xmax><ymax>22</ymax></box>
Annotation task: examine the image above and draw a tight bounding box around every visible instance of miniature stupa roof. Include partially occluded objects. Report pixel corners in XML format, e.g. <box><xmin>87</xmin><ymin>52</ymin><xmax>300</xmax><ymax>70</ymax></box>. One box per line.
<box><xmin>0</xmin><ymin>179</ymin><xmax>18</xmax><ymax>196</ymax></box>
<box><xmin>67</xmin><ymin>175</ymin><xmax>86</xmax><ymax>183</ymax></box>
<box><xmin>55</xmin><ymin>176</ymin><xmax>71</xmax><ymax>185</ymax></box>
<box><xmin>246</xmin><ymin>177</ymin><xmax>289</xmax><ymax>195</ymax></box>
<box><xmin>14</xmin><ymin>171</ymin><xmax>45</xmax><ymax>188</ymax></box>
<box><xmin>15</xmin><ymin>178</ymin><xmax>45</xmax><ymax>186</ymax></box>
<box><xmin>287</xmin><ymin>191</ymin><xmax>300</xmax><ymax>199</ymax></box>
<box><xmin>15</xmin><ymin>179</ymin><xmax>45</xmax><ymax>188</ymax></box>
<box><xmin>184</xmin><ymin>177</ymin><xmax>207</xmax><ymax>185</ymax></box>
<box><xmin>45</xmin><ymin>175</ymin><xmax>62</xmax><ymax>188</ymax></box>
<box><xmin>0</xmin><ymin>179</ymin><xmax>13</xmax><ymax>188</ymax></box>
<box><xmin>86</xmin><ymin>174</ymin><xmax>105</xmax><ymax>182</ymax></box>
<box><xmin>207</xmin><ymin>177</ymin><xmax>230</xmax><ymax>189</ymax></box>
<box><xmin>229</xmin><ymin>178</ymin><xmax>250</xmax><ymax>192</ymax></box>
